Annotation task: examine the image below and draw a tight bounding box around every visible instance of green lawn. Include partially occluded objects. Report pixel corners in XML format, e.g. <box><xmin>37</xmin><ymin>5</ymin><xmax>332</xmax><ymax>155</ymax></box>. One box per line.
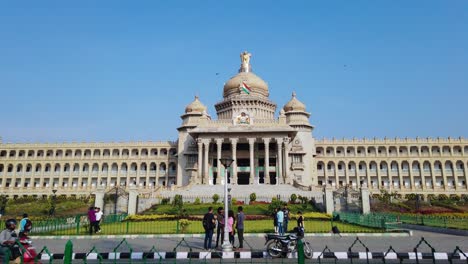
<box><xmin>45</xmin><ymin>219</ymin><xmax>381</xmax><ymax>236</ymax></box>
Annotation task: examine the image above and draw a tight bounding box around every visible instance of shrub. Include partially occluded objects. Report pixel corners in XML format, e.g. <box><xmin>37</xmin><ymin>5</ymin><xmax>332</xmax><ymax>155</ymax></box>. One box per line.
<box><xmin>268</xmin><ymin>198</ymin><xmax>283</xmax><ymax>213</ymax></box>
<box><xmin>179</xmin><ymin>219</ymin><xmax>191</xmax><ymax>233</ymax></box>
<box><xmin>449</xmin><ymin>194</ymin><xmax>460</xmax><ymax>202</ymax></box>
<box><xmin>462</xmin><ymin>194</ymin><xmax>468</xmax><ymax>202</ymax></box>
<box><xmin>438</xmin><ymin>194</ymin><xmax>449</xmax><ymax>201</ymax></box>
<box><xmin>290</xmin><ymin>194</ymin><xmax>297</xmax><ymax>204</ymax></box>
<box><xmin>194</xmin><ymin>197</ymin><xmax>201</xmax><ymax>205</ymax></box>
<box><xmin>405</xmin><ymin>193</ymin><xmax>417</xmax><ymax>201</ymax></box>
<box><xmin>427</xmin><ymin>194</ymin><xmax>436</xmax><ymax>201</ymax></box>
<box><xmin>249</xmin><ymin>193</ymin><xmax>257</xmax><ymax>203</ymax></box>
<box><xmin>212</xmin><ymin>194</ymin><xmax>219</xmax><ymax>204</ymax></box>
<box><xmin>161</xmin><ymin>198</ymin><xmax>170</xmax><ymax>205</ymax></box>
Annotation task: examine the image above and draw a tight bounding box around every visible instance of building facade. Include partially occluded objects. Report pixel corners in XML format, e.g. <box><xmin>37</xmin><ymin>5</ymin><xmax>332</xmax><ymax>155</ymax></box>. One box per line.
<box><xmin>0</xmin><ymin>52</ymin><xmax>467</xmax><ymax>198</ymax></box>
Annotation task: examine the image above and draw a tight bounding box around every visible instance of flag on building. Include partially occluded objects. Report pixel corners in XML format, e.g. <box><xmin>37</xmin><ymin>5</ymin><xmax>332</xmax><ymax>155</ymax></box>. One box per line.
<box><xmin>241</xmin><ymin>81</ymin><xmax>252</xmax><ymax>95</ymax></box>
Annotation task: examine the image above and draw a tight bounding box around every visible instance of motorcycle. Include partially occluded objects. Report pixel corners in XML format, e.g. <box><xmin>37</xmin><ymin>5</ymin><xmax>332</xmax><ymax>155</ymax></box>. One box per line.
<box><xmin>9</xmin><ymin>232</ymin><xmax>39</xmax><ymax>263</ymax></box>
<box><xmin>265</xmin><ymin>227</ymin><xmax>313</xmax><ymax>259</ymax></box>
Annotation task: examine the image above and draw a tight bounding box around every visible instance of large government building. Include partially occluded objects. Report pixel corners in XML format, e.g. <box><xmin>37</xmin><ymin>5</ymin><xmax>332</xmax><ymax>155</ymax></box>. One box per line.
<box><xmin>1</xmin><ymin>52</ymin><xmax>467</xmax><ymax>199</ymax></box>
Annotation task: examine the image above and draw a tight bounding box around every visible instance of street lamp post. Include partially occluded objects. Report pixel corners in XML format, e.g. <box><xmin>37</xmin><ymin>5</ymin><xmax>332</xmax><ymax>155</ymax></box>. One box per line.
<box><xmin>219</xmin><ymin>157</ymin><xmax>234</xmax><ymax>252</ymax></box>
<box><xmin>114</xmin><ymin>187</ymin><xmax>118</xmax><ymax>215</ymax></box>
<box><xmin>50</xmin><ymin>189</ymin><xmax>57</xmax><ymax>216</ymax></box>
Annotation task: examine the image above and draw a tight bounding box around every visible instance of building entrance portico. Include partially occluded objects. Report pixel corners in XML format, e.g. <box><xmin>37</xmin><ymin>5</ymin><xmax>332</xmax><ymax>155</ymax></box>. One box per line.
<box><xmin>192</xmin><ymin>136</ymin><xmax>291</xmax><ymax>186</ymax></box>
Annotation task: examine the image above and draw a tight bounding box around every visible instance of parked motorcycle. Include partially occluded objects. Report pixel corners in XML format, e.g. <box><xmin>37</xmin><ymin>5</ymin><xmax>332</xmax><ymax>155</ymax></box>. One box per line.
<box><xmin>265</xmin><ymin>227</ymin><xmax>312</xmax><ymax>259</ymax></box>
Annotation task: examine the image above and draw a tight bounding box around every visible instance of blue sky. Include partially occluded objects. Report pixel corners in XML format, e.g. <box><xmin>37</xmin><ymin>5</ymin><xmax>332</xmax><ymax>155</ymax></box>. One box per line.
<box><xmin>0</xmin><ymin>1</ymin><xmax>467</xmax><ymax>143</ymax></box>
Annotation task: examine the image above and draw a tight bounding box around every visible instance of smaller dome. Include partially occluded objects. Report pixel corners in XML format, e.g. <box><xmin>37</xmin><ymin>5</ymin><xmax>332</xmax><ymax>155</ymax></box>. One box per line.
<box><xmin>185</xmin><ymin>96</ymin><xmax>207</xmax><ymax>113</ymax></box>
<box><xmin>283</xmin><ymin>92</ymin><xmax>306</xmax><ymax>112</ymax></box>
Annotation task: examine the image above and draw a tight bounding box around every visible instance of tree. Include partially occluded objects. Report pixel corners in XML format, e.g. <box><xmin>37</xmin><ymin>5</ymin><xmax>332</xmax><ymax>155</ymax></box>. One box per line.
<box><xmin>249</xmin><ymin>193</ymin><xmax>257</xmax><ymax>203</ymax></box>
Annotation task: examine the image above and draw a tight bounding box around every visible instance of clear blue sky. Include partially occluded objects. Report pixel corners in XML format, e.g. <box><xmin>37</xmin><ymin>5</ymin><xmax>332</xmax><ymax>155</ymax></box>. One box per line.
<box><xmin>1</xmin><ymin>1</ymin><xmax>467</xmax><ymax>143</ymax></box>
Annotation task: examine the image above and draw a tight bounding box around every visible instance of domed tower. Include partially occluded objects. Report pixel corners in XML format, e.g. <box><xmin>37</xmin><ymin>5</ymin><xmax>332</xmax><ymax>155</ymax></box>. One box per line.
<box><xmin>176</xmin><ymin>96</ymin><xmax>210</xmax><ymax>186</ymax></box>
<box><xmin>215</xmin><ymin>51</ymin><xmax>277</xmax><ymax>121</ymax></box>
<box><xmin>282</xmin><ymin>92</ymin><xmax>317</xmax><ymax>186</ymax></box>
<box><xmin>282</xmin><ymin>92</ymin><xmax>313</xmax><ymax>130</ymax></box>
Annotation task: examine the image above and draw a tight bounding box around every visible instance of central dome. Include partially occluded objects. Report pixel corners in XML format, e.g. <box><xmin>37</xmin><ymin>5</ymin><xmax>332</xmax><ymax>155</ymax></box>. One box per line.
<box><xmin>222</xmin><ymin>51</ymin><xmax>269</xmax><ymax>99</ymax></box>
<box><xmin>223</xmin><ymin>72</ymin><xmax>269</xmax><ymax>98</ymax></box>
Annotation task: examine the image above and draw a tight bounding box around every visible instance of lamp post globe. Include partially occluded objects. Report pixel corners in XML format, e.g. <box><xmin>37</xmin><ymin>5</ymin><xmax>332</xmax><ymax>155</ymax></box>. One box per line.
<box><xmin>219</xmin><ymin>158</ymin><xmax>234</xmax><ymax>252</ymax></box>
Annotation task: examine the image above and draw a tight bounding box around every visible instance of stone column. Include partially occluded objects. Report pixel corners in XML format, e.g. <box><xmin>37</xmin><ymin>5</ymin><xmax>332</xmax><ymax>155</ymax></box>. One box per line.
<box><xmin>360</xmin><ymin>186</ymin><xmax>370</xmax><ymax>214</ymax></box>
<box><xmin>464</xmin><ymin>163</ymin><xmax>468</xmax><ymax>190</ymax></box>
<box><xmin>128</xmin><ymin>186</ymin><xmax>139</xmax><ymax>215</ymax></box>
<box><xmin>216</xmin><ymin>138</ymin><xmax>223</xmax><ymax>185</ymax></box>
<box><xmin>230</xmin><ymin>138</ymin><xmax>238</xmax><ymax>184</ymax></box>
<box><xmin>248</xmin><ymin>138</ymin><xmax>255</xmax><ymax>185</ymax></box>
<box><xmin>283</xmin><ymin>137</ymin><xmax>290</xmax><ymax>184</ymax></box>
<box><xmin>276</xmin><ymin>138</ymin><xmax>283</xmax><ymax>184</ymax></box>
<box><xmin>409</xmin><ymin>161</ymin><xmax>415</xmax><ymax>191</ymax></box>
<box><xmin>365</xmin><ymin>164</ymin><xmax>371</xmax><ymax>190</ymax></box>
<box><xmin>441</xmin><ymin>163</ymin><xmax>448</xmax><ymax>191</ymax></box>
<box><xmin>197</xmin><ymin>138</ymin><xmax>203</xmax><ymax>184</ymax></box>
<box><xmin>430</xmin><ymin>162</ymin><xmax>436</xmax><ymax>190</ymax></box>
<box><xmin>324</xmin><ymin>185</ymin><xmax>334</xmax><ymax>215</ymax></box>
<box><xmin>94</xmin><ymin>186</ymin><xmax>105</xmax><ymax>210</ymax></box>
<box><xmin>376</xmin><ymin>163</ymin><xmax>382</xmax><ymax>189</ymax></box>
<box><xmin>263</xmin><ymin>138</ymin><xmax>270</xmax><ymax>184</ymax></box>
<box><xmin>398</xmin><ymin>162</ymin><xmax>403</xmax><ymax>191</ymax></box>
<box><xmin>203</xmin><ymin>139</ymin><xmax>210</xmax><ymax>185</ymax></box>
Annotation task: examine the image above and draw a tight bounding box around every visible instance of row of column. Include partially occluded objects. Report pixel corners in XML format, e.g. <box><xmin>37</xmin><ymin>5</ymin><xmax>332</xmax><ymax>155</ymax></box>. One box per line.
<box><xmin>322</xmin><ymin>161</ymin><xmax>468</xmax><ymax>191</ymax></box>
<box><xmin>196</xmin><ymin>137</ymin><xmax>291</xmax><ymax>185</ymax></box>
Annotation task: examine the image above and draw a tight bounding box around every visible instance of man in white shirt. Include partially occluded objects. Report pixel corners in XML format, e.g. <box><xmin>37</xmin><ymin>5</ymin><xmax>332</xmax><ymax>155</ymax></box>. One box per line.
<box><xmin>276</xmin><ymin>208</ymin><xmax>284</xmax><ymax>235</ymax></box>
<box><xmin>95</xmin><ymin>207</ymin><xmax>104</xmax><ymax>233</ymax></box>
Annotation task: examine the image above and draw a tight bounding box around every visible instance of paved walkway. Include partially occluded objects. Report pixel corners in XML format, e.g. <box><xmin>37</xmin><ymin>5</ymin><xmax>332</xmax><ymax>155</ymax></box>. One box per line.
<box><xmin>31</xmin><ymin>231</ymin><xmax>467</xmax><ymax>254</ymax></box>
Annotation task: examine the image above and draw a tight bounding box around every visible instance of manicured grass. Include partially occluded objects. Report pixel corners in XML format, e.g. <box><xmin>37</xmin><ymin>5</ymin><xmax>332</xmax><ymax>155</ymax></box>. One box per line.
<box><xmin>46</xmin><ymin>219</ymin><xmax>381</xmax><ymax>236</ymax></box>
<box><xmin>144</xmin><ymin>203</ymin><xmax>318</xmax><ymax>215</ymax></box>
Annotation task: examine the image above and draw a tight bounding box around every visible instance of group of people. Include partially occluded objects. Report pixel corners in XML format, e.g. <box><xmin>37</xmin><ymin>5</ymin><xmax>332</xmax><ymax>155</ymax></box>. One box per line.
<box><xmin>273</xmin><ymin>206</ymin><xmax>304</xmax><ymax>235</ymax></box>
<box><xmin>273</xmin><ymin>205</ymin><xmax>291</xmax><ymax>235</ymax></box>
<box><xmin>87</xmin><ymin>207</ymin><xmax>104</xmax><ymax>235</ymax></box>
<box><xmin>203</xmin><ymin>206</ymin><xmax>245</xmax><ymax>250</ymax></box>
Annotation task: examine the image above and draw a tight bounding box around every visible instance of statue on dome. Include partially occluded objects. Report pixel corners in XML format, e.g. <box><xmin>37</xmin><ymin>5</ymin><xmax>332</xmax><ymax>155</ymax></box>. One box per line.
<box><xmin>239</xmin><ymin>51</ymin><xmax>252</xmax><ymax>72</ymax></box>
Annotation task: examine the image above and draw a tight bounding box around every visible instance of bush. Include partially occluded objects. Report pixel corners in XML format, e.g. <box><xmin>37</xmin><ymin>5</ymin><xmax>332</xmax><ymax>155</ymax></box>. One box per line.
<box><xmin>427</xmin><ymin>194</ymin><xmax>436</xmax><ymax>201</ymax></box>
<box><xmin>290</xmin><ymin>194</ymin><xmax>297</xmax><ymax>204</ymax></box>
<box><xmin>268</xmin><ymin>198</ymin><xmax>283</xmax><ymax>214</ymax></box>
<box><xmin>405</xmin><ymin>193</ymin><xmax>417</xmax><ymax>201</ymax></box>
<box><xmin>449</xmin><ymin>194</ymin><xmax>460</xmax><ymax>202</ymax></box>
<box><xmin>438</xmin><ymin>194</ymin><xmax>449</xmax><ymax>201</ymax></box>
<box><xmin>462</xmin><ymin>194</ymin><xmax>468</xmax><ymax>202</ymax></box>
<box><xmin>161</xmin><ymin>198</ymin><xmax>170</xmax><ymax>205</ymax></box>
<box><xmin>212</xmin><ymin>194</ymin><xmax>219</xmax><ymax>203</ymax></box>
<box><xmin>249</xmin><ymin>193</ymin><xmax>257</xmax><ymax>203</ymax></box>
<box><xmin>194</xmin><ymin>197</ymin><xmax>201</xmax><ymax>205</ymax></box>
<box><xmin>179</xmin><ymin>219</ymin><xmax>191</xmax><ymax>233</ymax></box>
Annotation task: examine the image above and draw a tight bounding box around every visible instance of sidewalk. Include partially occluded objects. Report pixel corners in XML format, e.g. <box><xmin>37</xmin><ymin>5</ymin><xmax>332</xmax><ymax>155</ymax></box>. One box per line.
<box><xmin>31</xmin><ymin>230</ymin><xmax>467</xmax><ymax>254</ymax></box>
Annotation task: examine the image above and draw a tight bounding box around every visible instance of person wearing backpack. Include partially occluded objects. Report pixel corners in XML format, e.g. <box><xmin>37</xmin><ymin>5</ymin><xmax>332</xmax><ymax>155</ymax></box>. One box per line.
<box><xmin>202</xmin><ymin>207</ymin><xmax>215</xmax><ymax>250</ymax></box>
<box><xmin>20</xmin><ymin>213</ymin><xmax>32</xmax><ymax>234</ymax></box>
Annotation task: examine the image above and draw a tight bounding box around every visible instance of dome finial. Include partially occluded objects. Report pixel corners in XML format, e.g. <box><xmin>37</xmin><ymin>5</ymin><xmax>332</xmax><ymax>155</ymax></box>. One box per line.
<box><xmin>239</xmin><ymin>51</ymin><xmax>252</xmax><ymax>73</ymax></box>
<box><xmin>292</xmin><ymin>91</ymin><xmax>296</xmax><ymax>98</ymax></box>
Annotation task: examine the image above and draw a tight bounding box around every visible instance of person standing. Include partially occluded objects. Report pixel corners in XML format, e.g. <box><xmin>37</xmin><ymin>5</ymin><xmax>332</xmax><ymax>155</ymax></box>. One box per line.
<box><xmin>19</xmin><ymin>213</ymin><xmax>32</xmax><ymax>234</ymax></box>
<box><xmin>202</xmin><ymin>207</ymin><xmax>215</xmax><ymax>250</ymax></box>
<box><xmin>215</xmin><ymin>207</ymin><xmax>224</xmax><ymax>249</ymax></box>
<box><xmin>272</xmin><ymin>208</ymin><xmax>278</xmax><ymax>234</ymax></box>
<box><xmin>87</xmin><ymin>207</ymin><xmax>97</xmax><ymax>235</ymax></box>
<box><xmin>276</xmin><ymin>207</ymin><xmax>284</xmax><ymax>235</ymax></box>
<box><xmin>227</xmin><ymin>210</ymin><xmax>235</xmax><ymax>247</ymax></box>
<box><xmin>236</xmin><ymin>206</ymin><xmax>245</xmax><ymax>249</ymax></box>
<box><xmin>283</xmin><ymin>205</ymin><xmax>290</xmax><ymax>233</ymax></box>
<box><xmin>297</xmin><ymin>211</ymin><xmax>304</xmax><ymax>228</ymax></box>
<box><xmin>95</xmin><ymin>207</ymin><xmax>104</xmax><ymax>233</ymax></box>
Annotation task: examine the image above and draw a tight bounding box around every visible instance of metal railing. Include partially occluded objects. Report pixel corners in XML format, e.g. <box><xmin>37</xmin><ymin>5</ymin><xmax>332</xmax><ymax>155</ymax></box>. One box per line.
<box><xmin>334</xmin><ymin>212</ymin><xmax>468</xmax><ymax>230</ymax></box>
